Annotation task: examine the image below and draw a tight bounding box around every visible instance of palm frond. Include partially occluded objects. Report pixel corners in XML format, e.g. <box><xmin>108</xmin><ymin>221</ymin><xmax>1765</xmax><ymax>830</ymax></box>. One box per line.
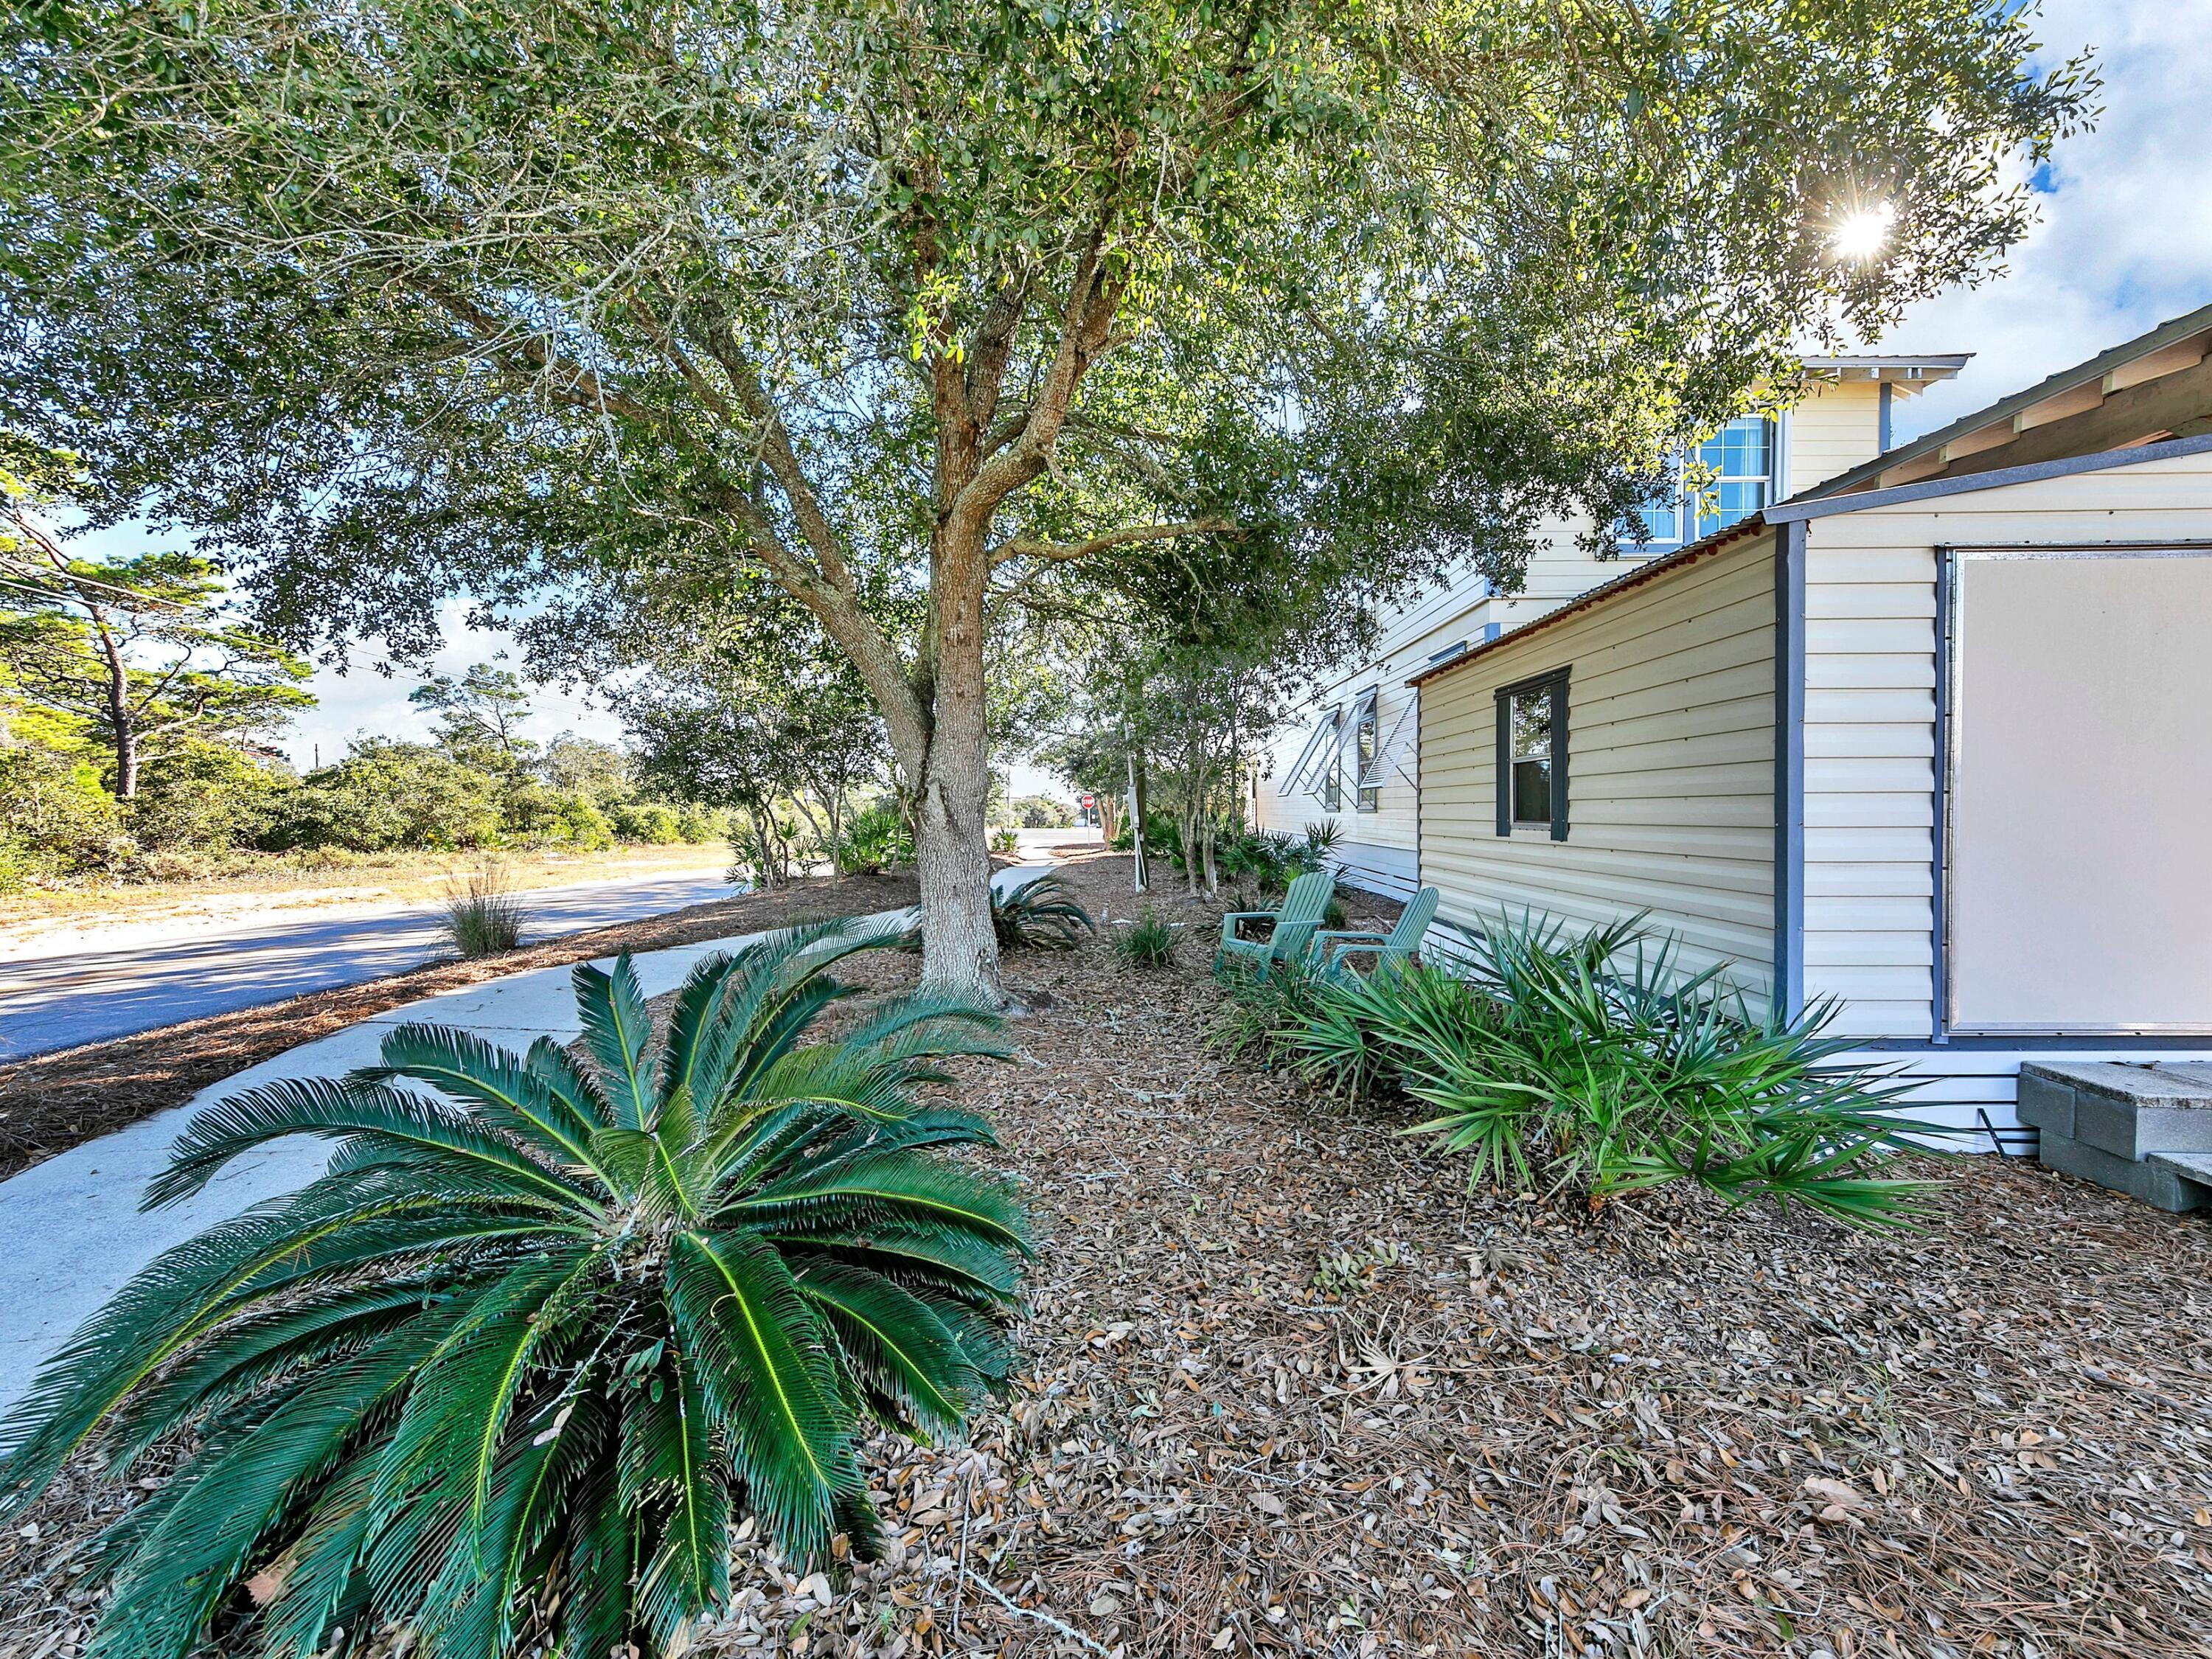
<box><xmin>571</xmin><ymin>952</ymin><xmax>655</xmax><ymax>1130</ymax></box>
<box><xmin>796</xmin><ymin>1262</ymin><xmax>978</xmax><ymax>1441</ymax></box>
<box><xmin>667</xmin><ymin>1231</ymin><xmax>854</xmax><ymax>1559</ymax></box>
<box><xmin>354</xmin><ymin>1022</ymin><xmax>605</xmax><ymax>1175</ymax></box>
<box><xmin>148</xmin><ymin>1076</ymin><xmax>598</xmax><ymax>1214</ymax></box>
<box><xmin>731</xmin><ymin>1148</ymin><xmax>1032</xmax><ymax>1253</ymax></box>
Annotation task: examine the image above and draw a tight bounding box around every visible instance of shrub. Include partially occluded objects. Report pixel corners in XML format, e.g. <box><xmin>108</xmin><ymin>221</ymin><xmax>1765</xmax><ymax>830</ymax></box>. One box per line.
<box><xmin>128</xmin><ymin>742</ymin><xmax>289</xmax><ymax>852</ymax></box>
<box><xmin>837</xmin><ymin>800</ymin><xmax>911</xmax><ymax>871</ymax></box>
<box><xmin>1289</xmin><ymin>912</ymin><xmax>1941</xmax><ymax>1229</ymax></box>
<box><xmin>990</xmin><ymin>825</ymin><xmax>1020</xmax><ymax>855</ymax></box>
<box><xmin>1209</xmin><ymin>950</ymin><xmax>1333</xmax><ymax>1069</ymax></box>
<box><xmin>439</xmin><ymin>863</ymin><xmax>529</xmax><ymax>956</ymax></box>
<box><xmin>992</xmin><ymin>872</ymin><xmax>1095</xmax><ymax>950</ymax></box>
<box><xmin>266</xmin><ymin>739</ymin><xmax>502</xmax><ymax>852</ymax></box>
<box><xmin>0</xmin><ymin>924</ymin><xmax>1029</xmax><ymax>1655</ymax></box>
<box><xmin>0</xmin><ymin>745</ymin><xmax>126</xmax><ymax>876</ymax></box>
<box><xmin>1211</xmin><ymin>822</ymin><xmax>1335</xmax><ymax>897</ymax></box>
<box><xmin>1014</xmin><ymin>793</ymin><xmax>1074</xmax><ymax>829</ymax></box>
<box><xmin>550</xmin><ymin>792</ymin><xmax>613</xmax><ymax>850</ymax></box>
<box><xmin>609</xmin><ymin>800</ymin><xmax>684</xmax><ymax>844</ymax></box>
<box><xmin>1112</xmin><ymin>907</ymin><xmax>1179</xmax><ymax>969</ymax></box>
<box><xmin>673</xmin><ymin>801</ymin><xmax>726</xmax><ymax>843</ymax></box>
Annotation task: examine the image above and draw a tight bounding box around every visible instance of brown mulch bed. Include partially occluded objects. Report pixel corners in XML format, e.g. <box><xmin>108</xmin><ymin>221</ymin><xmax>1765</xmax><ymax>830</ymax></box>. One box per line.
<box><xmin>4</xmin><ymin>851</ymin><xmax>2211</xmax><ymax>1658</ymax></box>
<box><xmin>0</xmin><ymin>867</ymin><xmax>920</xmax><ymax>1182</ymax></box>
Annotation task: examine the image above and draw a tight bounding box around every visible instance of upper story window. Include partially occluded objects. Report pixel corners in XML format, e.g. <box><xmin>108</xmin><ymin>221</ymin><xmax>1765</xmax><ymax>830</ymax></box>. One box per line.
<box><xmin>1617</xmin><ymin>416</ymin><xmax>1775</xmax><ymax>557</ymax></box>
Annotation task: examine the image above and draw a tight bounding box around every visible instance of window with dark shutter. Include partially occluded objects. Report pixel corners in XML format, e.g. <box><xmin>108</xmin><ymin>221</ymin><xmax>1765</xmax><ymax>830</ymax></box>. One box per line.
<box><xmin>1494</xmin><ymin>670</ymin><xmax>1569</xmax><ymax>840</ymax></box>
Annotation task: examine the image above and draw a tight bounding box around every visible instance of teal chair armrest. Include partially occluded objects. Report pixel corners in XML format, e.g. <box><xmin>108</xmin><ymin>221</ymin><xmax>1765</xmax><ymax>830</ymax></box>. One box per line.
<box><xmin>1310</xmin><ymin>929</ymin><xmax>1386</xmax><ymax>949</ymax></box>
<box><xmin>1325</xmin><ymin>939</ymin><xmax>1388</xmax><ymax>967</ymax></box>
<box><xmin>1272</xmin><ymin>917</ymin><xmax>1323</xmax><ymax>963</ymax></box>
<box><xmin>1220</xmin><ymin>910</ymin><xmax>1278</xmax><ymax>944</ymax></box>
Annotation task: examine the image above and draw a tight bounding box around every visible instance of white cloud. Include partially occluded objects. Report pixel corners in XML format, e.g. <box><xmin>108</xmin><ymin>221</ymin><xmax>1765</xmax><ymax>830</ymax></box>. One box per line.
<box><xmin>282</xmin><ymin>599</ymin><xmax>626</xmax><ymax>774</ymax></box>
<box><xmin>1882</xmin><ymin>0</ymin><xmax>2212</xmax><ymax>443</ymax></box>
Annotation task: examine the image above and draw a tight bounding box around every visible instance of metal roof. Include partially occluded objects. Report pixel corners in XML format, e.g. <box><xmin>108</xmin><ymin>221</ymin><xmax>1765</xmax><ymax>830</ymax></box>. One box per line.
<box><xmin>1404</xmin><ymin>518</ymin><xmax>1776</xmax><ymax>689</ymax></box>
<box><xmin>1804</xmin><ymin>302</ymin><xmax>2212</xmax><ymax>501</ymax></box>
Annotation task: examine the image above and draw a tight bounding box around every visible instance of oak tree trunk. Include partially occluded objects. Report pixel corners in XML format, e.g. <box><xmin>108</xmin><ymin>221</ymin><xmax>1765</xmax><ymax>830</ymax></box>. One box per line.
<box><xmin>908</xmin><ymin>530</ymin><xmax>1004</xmax><ymax>1006</ymax></box>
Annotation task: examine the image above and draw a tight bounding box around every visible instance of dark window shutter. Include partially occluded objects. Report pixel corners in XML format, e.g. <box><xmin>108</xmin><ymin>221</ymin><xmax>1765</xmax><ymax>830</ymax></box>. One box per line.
<box><xmin>1549</xmin><ymin>675</ymin><xmax>1571</xmax><ymax>841</ymax></box>
<box><xmin>1494</xmin><ymin>690</ymin><xmax>1511</xmax><ymax>836</ymax></box>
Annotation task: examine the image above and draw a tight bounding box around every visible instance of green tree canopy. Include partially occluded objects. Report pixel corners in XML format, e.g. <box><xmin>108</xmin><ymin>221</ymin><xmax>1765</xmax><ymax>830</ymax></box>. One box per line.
<box><xmin>0</xmin><ymin>0</ymin><xmax>2091</xmax><ymax>995</ymax></box>
<box><xmin>409</xmin><ymin>660</ymin><xmax>538</xmax><ymax>769</ymax></box>
<box><xmin>0</xmin><ymin>451</ymin><xmax>313</xmax><ymax>797</ymax></box>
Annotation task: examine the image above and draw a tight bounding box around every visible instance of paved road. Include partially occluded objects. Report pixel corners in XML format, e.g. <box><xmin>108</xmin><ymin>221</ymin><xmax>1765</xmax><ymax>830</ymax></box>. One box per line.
<box><xmin>0</xmin><ymin>868</ymin><xmax>737</xmax><ymax>1061</ymax></box>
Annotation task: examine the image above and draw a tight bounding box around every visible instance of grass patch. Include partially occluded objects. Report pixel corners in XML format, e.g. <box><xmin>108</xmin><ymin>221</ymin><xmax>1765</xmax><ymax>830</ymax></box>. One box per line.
<box><xmin>438</xmin><ymin>862</ymin><xmax>529</xmax><ymax>957</ymax></box>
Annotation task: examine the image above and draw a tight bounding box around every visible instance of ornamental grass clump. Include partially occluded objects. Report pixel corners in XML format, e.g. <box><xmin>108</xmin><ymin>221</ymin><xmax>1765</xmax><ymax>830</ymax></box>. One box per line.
<box><xmin>0</xmin><ymin>920</ymin><xmax>1031</xmax><ymax>1659</ymax></box>
<box><xmin>1111</xmin><ymin>906</ymin><xmax>1179</xmax><ymax>970</ymax></box>
<box><xmin>1288</xmin><ymin>911</ymin><xmax>1944</xmax><ymax>1230</ymax></box>
<box><xmin>438</xmin><ymin>860</ymin><xmax>528</xmax><ymax>957</ymax></box>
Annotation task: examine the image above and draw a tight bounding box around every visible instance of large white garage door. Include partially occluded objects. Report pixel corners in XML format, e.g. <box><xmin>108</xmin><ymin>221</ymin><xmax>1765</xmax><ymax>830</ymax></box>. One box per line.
<box><xmin>1947</xmin><ymin>547</ymin><xmax>2212</xmax><ymax>1034</ymax></box>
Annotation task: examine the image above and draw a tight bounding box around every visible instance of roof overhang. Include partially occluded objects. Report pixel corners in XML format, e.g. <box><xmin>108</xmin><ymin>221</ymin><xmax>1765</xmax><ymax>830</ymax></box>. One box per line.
<box><xmin>1807</xmin><ymin>302</ymin><xmax>2212</xmax><ymax>501</ymax></box>
<box><xmin>1798</xmin><ymin>354</ymin><xmax>1971</xmax><ymax>389</ymax></box>
<box><xmin>1407</xmin><ymin>428</ymin><xmax>2212</xmax><ymax>694</ymax></box>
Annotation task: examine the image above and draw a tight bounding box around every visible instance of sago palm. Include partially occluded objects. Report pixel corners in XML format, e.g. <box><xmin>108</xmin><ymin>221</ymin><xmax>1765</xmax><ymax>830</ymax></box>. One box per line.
<box><xmin>0</xmin><ymin>919</ymin><xmax>1031</xmax><ymax>1659</ymax></box>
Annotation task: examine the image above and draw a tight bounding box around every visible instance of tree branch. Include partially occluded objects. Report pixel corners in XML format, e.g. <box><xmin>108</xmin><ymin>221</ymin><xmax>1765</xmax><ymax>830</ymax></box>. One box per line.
<box><xmin>987</xmin><ymin>518</ymin><xmax>1237</xmax><ymax>568</ymax></box>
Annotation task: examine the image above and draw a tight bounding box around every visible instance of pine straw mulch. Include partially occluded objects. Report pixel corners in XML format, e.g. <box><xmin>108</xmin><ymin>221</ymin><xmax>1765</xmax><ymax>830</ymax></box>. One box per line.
<box><xmin>4</xmin><ymin>850</ymin><xmax>2211</xmax><ymax>1658</ymax></box>
<box><xmin>0</xmin><ymin>867</ymin><xmax>921</xmax><ymax>1183</ymax></box>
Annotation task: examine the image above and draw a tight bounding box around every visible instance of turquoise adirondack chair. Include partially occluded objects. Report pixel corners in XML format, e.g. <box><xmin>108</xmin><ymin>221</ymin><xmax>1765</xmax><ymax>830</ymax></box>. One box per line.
<box><xmin>1312</xmin><ymin>886</ymin><xmax>1440</xmax><ymax>979</ymax></box>
<box><xmin>1216</xmin><ymin>870</ymin><xmax>1335</xmax><ymax>980</ymax></box>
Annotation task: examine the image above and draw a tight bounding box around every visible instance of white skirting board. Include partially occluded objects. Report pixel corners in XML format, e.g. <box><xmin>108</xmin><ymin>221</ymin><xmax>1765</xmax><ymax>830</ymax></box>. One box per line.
<box><xmin>1326</xmin><ymin>840</ymin><xmax>1420</xmax><ymax>902</ymax></box>
<box><xmin>1840</xmin><ymin>1045</ymin><xmax>2212</xmax><ymax>1155</ymax></box>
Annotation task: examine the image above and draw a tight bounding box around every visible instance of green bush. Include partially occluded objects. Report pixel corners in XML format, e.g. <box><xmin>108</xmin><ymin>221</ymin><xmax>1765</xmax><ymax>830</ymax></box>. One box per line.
<box><xmin>549</xmin><ymin>792</ymin><xmax>613</xmax><ymax>850</ymax></box>
<box><xmin>1112</xmin><ymin>906</ymin><xmax>1179</xmax><ymax>969</ymax></box>
<box><xmin>0</xmin><ymin>924</ymin><xmax>1030</xmax><ymax>1655</ymax></box>
<box><xmin>128</xmin><ymin>743</ymin><xmax>289</xmax><ymax>852</ymax></box>
<box><xmin>266</xmin><ymin>740</ymin><xmax>503</xmax><ymax>852</ymax></box>
<box><xmin>992</xmin><ymin>872</ymin><xmax>1095</xmax><ymax>950</ymax></box>
<box><xmin>1015</xmin><ymin>793</ymin><xmax>1074</xmax><ymax>829</ymax></box>
<box><xmin>1209</xmin><ymin>950</ymin><xmax>1333</xmax><ymax>1070</ymax></box>
<box><xmin>990</xmin><ymin>825</ymin><xmax>1020</xmax><ymax>855</ymax></box>
<box><xmin>672</xmin><ymin>802</ymin><xmax>726</xmax><ymax>844</ymax></box>
<box><xmin>0</xmin><ymin>745</ymin><xmax>127</xmax><ymax>876</ymax></box>
<box><xmin>1211</xmin><ymin>822</ymin><xmax>1335</xmax><ymax>896</ymax></box>
<box><xmin>836</xmin><ymin>800</ymin><xmax>911</xmax><ymax>870</ymax></box>
<box><xmin>609</xmin><ymin>800</ymin><xmax>684</xmax><ymax>844</ymax></box>
<box><xmin>1289</xmin><ymin>912</ymin><xmax>1942</xmax><ymax>1229</ymax></box>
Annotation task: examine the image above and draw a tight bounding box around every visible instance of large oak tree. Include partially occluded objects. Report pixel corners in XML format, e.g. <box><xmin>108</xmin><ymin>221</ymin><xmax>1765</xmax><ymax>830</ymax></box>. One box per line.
<box><xmin>1</xmin><ymin>0</ymin><xmax>2087</xmax><ymax>998</ymax></box>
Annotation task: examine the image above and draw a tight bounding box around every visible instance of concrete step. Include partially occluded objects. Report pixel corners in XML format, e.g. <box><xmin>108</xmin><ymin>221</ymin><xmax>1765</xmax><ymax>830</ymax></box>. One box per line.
<box><xmin>2149</xmin><ymin>1150</ymin><xmax>2212</xmax><ymax>1197</ymax></box>
<box><xmin>2021</xmin><ymin>1062</ymin><xmax>2212</xmax><ymax>1212</ymax></box>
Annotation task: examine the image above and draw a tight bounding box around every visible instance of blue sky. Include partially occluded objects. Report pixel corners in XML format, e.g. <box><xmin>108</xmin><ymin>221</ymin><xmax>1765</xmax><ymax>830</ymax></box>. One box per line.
<box><xmin>1882</xmin><ymin>0</ymin><xmax>2212</xmax><ymax>442</ymax></box>
<box><xmin>63</xmin><ymin>0</ymin><xmax>2212</xmax><ymax>776</ymax></box>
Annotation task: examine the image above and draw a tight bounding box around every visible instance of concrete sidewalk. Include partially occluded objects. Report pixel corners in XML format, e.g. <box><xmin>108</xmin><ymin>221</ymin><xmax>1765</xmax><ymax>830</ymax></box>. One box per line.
<box><xmin>0</xmin><ymin>866</ymin><xmax>1048</xmax><ymax>1413</ymax></box>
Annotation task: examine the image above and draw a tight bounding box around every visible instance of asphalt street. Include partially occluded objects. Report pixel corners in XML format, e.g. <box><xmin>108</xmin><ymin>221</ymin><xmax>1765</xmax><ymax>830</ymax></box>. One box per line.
<box><xmin>0</xmin><ymin>867</ymin><xmax>737</xmax><ymax>1060</ymax></box>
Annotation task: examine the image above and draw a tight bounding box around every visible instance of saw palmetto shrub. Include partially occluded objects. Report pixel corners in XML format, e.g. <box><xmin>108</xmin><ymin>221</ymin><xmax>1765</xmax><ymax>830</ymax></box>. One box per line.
<box><xmin>0</xmin><ymin>922</ymin><xmax>1030</xmax><ymax>1658</ymax></box>
<box><xmin>1287</xmin><ymin>912</ymin><xmax>1942</xmax><ymax>1230</ymax></box>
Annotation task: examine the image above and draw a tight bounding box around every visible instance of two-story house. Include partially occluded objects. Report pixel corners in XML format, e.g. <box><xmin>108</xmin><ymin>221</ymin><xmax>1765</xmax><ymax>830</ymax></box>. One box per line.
<box><xmin>1255</xmin><ymin>356</ymin><xmax>1967</xmax><ymax>899</ymax></box>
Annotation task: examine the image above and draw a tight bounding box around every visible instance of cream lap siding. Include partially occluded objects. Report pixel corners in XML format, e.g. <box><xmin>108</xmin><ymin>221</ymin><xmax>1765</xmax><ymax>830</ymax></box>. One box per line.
<box><xmin>1784</xmin><ymin>381</ymin><xmax>1884</xmax><ymax>497</ymax></box>
<box><xmin>1416</xmin><ymin>534</ymin><xmax>1778</xmax><ymax>1006</ymax></box>
<box><xmin>1797</xmin><ymin>445</ymin><xmax>2212</xmax><ymax>1040</ymax></box>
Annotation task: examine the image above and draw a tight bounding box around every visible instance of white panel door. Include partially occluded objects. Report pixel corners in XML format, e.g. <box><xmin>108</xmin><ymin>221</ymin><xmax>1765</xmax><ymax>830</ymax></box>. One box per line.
<box><xmin>1948</xmin><ymin>548</ymin><xmax>2212</xmax><ymax>1033</ymax></box>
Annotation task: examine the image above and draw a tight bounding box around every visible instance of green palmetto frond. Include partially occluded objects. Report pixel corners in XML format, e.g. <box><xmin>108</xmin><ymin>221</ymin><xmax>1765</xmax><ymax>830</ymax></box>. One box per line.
<box><xmin>1288</xmin><ymin>911</ymin><xmax>1950</xmax><ymax>1231</ymax></box>
<box><xmin>0</xmin><ymin>917</ymin><xmax>1029</xmax><ymax>1659</ymax></box>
